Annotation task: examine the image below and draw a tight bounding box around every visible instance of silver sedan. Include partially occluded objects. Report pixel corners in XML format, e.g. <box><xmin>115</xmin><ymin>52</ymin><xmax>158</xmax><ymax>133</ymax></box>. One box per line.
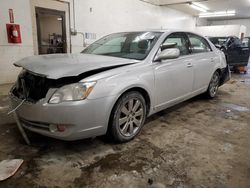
<box><xmin>10</xmin><ymin>30</ymin><xmax>230</xmax><ymax>142</ymax></box>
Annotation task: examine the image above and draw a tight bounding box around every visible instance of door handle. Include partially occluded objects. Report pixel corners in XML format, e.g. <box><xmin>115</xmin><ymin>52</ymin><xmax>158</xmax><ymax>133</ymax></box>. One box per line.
<box><xmin>187</xmin><ymin>63</ymin><xmax>193</xmax><ymax>68</ymax></box>
<box><xmin>211</xmin><ymin>58</ymin><xmax>215</xmax><ymax>63</ymax></box>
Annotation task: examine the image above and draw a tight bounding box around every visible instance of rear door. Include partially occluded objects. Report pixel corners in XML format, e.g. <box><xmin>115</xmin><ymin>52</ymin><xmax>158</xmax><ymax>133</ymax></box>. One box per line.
<box><xmin>186</xmin><ymin>33</ymin><xmax>217</xmax><ymax>91</ymax></box>
<box><xmin>153</xmin><ymin>32</ymin><xmax>194</xmax><ymax>109</ymax></box>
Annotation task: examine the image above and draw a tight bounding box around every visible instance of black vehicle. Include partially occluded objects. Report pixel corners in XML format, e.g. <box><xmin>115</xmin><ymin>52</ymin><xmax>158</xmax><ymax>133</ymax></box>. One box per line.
<box><xmin>209</xmin><ymin>36</ymin><xmax>249</xmax><ymax>67</ymax></box>
<box><xmin>242</xmin><ymin>37</ymin><xmax>250</xmax><ymax>48</ymax></box>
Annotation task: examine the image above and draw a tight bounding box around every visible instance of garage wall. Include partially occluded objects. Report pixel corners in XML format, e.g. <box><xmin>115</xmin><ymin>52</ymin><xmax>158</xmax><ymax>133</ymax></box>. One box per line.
<box><xmin>195</xmin><ymin>18</ymin><xmax>209</xmax><ymax>27</ymax></box>
<box><xmin>0</xmin><ymin>0</ymin><xmax>196</xmax><ymax>85</ymax></box>
<box><xmin>71</xmin><ymin>0</ymin><xmax>196</xmax><ymax>52</ymax></box>
<box><xmin>196</xmin><ymin>25</ymin><xmax>247</xmax><ymax>38</ymax></box>
<box><xmin>0</xmin><ymin>0</ymin><xmax>34</xmax><ymax>85</ymax></box>
<box><xmin>209</xmin><ymin>19</ymin><xmax>250</xmax><ymax>37</ymax></box>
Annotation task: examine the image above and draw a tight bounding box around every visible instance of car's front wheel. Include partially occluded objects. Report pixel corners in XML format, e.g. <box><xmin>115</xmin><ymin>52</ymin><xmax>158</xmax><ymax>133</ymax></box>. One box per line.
<box><xmin>109</xmin><ymin>91</ymin><xmax>146</xmax><ymax>142</ymax></box>
<box><xmin>206</xmin><ymin>71</ymin><xmax>220</xmax><ymax>98</ymax></box>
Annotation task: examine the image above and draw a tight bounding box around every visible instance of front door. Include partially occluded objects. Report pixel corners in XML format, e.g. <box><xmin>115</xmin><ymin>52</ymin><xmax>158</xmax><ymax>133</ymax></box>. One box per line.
<box><xmin>36</xmin><ymin>7</ymin><xmax>67</xmax><ymax>55</ymax></box>
<box><xmin>154</xmin><ymin>32</ymin><xmax>194</xmax><ymax>110</ymax></box>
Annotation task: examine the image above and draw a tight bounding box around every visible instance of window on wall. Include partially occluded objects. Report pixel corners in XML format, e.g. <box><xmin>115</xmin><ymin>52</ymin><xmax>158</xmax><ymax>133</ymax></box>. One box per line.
<box><xmin>188</xmin><ymin>33</ymin><xmax>212</xmax><ymax>54</ymax></box>
<box><xmin>162</xmin><ymin>33</ymin><xmax>190</xmax><ymax>56</ymax></box>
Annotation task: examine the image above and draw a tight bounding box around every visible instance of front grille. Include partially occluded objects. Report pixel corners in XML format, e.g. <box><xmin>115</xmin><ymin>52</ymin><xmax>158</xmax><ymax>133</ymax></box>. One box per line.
<box><xmin>12</xmin><ymin>68</ymin><xmax>101</xmax><ymax>103</ymax></box>
<box><xmin>12</xmin><ymin>71</ymin><xmax>53</xmax><ymax>103</ymax></box>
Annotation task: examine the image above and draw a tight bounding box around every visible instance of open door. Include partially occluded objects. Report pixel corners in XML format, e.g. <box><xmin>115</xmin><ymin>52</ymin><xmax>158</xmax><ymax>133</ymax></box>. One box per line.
<box><xmin>36</xmin><ymin>7</ymin><xmax>67</xmax><ymax>54</ymax></box>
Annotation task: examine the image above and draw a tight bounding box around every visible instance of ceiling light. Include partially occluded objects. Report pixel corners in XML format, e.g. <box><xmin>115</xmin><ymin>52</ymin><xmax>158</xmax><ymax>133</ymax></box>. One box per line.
<box><xmin>199</xmin><ymin>10</ymin><xmax>236</xmax><ymax>18</ymax></box>
<box><xmin>189</xmin><ymin>2</ymin><xmax>209</xmax><ymax>13</ymax></box>
<box><xmin>192</xmin><ymin>2</ymin><xmax>209</xmax><ymax>11</ymax></box>
<box><xmin>57</xmin><ymin>17</ymin><xmax>62</xmax><ymax>21</ymax></box>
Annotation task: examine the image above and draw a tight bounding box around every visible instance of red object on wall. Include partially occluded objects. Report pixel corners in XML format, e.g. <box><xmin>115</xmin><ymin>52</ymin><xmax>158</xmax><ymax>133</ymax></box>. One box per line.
<box><xmin>240</xmin><ymin>33</ymin><xmax>245</xmax><ymax>40</ymax></box>
<box><xmin>9</xmin><ymin>9</ymin><xmax>14</xmax><ymax>23</ymax></box>
<box><xmin>6</xmin><ymin>24</ymin><xmax>22</xmax><ymax>43</ymax></box>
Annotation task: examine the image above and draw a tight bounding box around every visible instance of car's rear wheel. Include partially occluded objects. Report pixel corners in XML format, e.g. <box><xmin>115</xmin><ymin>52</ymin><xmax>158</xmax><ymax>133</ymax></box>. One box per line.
<box><xmin>206</xmin><ymin>71</ymin><xmax>220</xmax><ymax>98</ymax></box>
<box><xmin>109</xmin><ymin>91</ymin><xmax>146</xmax><ymax>142</ymax></box>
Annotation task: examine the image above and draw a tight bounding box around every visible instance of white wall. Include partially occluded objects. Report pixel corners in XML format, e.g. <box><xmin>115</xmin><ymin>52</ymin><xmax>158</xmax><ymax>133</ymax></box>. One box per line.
<box><xmin>0</xmin><ymin>0</ymin><xmax>34</xmax><ymax>84</ymax></box>
<box><xmin>0</xmin><ymin>0</ymin><xmax>196</xmax><ymax>84</ymax></box>
<box><xmin>209</xmin><ymin>19</ymin><xmax>250</xmax><ymax>36</ymax></box>
<box><xmin>71</xmin><ymin>0</ymin><xmax>196</xmax><ymax>52</ymax></box>
<box><xmin>72</xmin><ymin>0</ymin><xmax>196</xmax><ymax>52</ymax></box>
<box><xmin>196</xmin><ymin>25</ymin><xmax>246</xmax><ymax>38</ymax></box>
<box><xmin>196</xmin><ymin>18</ymin><xmax>209</xmax><ymax>27</ymax></box>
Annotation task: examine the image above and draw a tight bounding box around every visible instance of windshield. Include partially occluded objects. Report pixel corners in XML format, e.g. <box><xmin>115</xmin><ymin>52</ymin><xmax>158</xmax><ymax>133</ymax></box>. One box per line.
<box><xmin>209</xmin><ymin>37</ymin><xmax>228</xmax><ymax>46</ymax></box>
<box><xmin>82</xmin><ymin>32</ymin><xmax>163</xmax><ymax>60</ymax></box>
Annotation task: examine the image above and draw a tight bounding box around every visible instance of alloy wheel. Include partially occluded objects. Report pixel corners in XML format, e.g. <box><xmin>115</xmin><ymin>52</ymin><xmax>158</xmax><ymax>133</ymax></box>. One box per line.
<box><xmin>209</xmin><ymin>72</ymin><xmax>220</xmax><ymax>97</ymax></box>
<box><xmin>118</xmin><ymin>98</ymin><xmax>144</xmax><ymax>137</ymax></box>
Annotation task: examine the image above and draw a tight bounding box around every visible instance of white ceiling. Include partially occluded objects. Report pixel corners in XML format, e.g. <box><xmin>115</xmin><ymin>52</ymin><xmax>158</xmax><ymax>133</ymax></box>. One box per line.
<box><xmin>142</xmin><ymin>0</ymin><xmax>250</xmax><ymax>20</ymax></box>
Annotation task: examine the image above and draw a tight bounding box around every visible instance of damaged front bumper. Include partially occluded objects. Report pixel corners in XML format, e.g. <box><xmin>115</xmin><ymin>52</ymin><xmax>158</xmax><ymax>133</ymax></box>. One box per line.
<box><xmin>9</xmin><ymin>88</ymin><xmax>116</xmax><ymax>141</ymax></box>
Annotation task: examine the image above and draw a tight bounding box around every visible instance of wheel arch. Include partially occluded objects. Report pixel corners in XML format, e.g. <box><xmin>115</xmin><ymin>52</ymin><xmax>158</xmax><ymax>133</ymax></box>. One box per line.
<box><xmin>214</xmin><ymin>68</ymin><xmax>223</xmax><ymax>85</ymax></box>
<box><xmin>215</xmin><ymin>68</ymin><xmax>222</xmax><ymax>75</ymax></box>
<box><xmin>123</xmin><ymin>87</ymin><xmax>151</xmax><ymax>115</ymax></box>
<box><xmin>106</xmin><ymin>86</ymin><xmax>151</xmax><ymax>136</ymax></box>
<box><xmin>112</xmin><ymin>86</ymin><xmax>151</xmax><ymax>116</ymax></box>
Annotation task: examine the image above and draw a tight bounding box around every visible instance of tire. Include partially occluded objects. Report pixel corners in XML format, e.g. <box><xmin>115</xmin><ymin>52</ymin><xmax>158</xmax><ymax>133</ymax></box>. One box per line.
<box><xmin>205</xmin><ymin>71</ymin><xmax>220</xmax><ymax>98</ymax></box>
<box><xmin>108</xmin><ymin>91</ymin><xmax>147</xmax><ymax>142</ymax></box>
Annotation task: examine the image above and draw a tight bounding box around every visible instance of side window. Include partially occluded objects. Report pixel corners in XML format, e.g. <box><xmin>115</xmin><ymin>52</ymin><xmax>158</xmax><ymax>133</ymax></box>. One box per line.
<box><xmin>188</xmin><ymin>34</ymin><xmax>212</xmax><ymax>54</ymax></box>
<box><xmin>161</xmin><ymin>33</ymin><xmax>189</xmax><ymax>56</ymax></box>
<box><xmin>233</xmin><ymin>38</ymin><xmax>242</xmax><ymax>46</ymax></box>
<box><xmin>242</xmin><ymin>38</ymin><xmax>250</xmax><ymax>47</ymax></box>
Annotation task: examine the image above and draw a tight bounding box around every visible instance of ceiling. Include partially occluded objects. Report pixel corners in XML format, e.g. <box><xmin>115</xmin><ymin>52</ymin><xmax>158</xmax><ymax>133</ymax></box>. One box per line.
<box><xmin>141</xmin><ymin>0</ymin><xmax>250</xmax><ymax>20</ymax></box>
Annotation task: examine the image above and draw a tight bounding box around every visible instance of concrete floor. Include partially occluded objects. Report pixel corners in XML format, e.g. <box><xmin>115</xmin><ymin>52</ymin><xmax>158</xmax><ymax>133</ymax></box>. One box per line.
<box><xmin>0</xmin><ymin>72</ymin><xmax>250</xmax><ymax>188</ymax></box>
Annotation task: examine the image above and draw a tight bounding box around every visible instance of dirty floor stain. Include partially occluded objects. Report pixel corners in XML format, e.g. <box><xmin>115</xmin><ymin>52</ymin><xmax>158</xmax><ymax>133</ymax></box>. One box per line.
<box><xmin>0</xmin><ymin>73</ymin><xmax>250</xmax><ymax>188</ymax></box>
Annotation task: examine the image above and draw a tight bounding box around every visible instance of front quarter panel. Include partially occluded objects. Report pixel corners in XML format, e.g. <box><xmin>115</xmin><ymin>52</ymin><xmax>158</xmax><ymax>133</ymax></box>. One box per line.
<box><xmin>86</xmin><ymin>63</ymin><xmax>154</xmax><ymax>109</ymax></box>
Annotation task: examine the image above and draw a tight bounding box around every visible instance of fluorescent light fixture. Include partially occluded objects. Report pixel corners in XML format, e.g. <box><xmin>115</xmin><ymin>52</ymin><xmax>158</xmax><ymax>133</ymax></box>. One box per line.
<box><xmin>57</xmin><ymin>17</ymin><xmax>62</xmax><ymax>21</ymax></box>
<box><xmin>189</xmin><ymin>2</ymin><xmax>209</xmax><ymax>13</ymax></box>
<box><xmin>199</xmin><ymin>10</ymin><xmax>236</xmax><ymax>18</ymax></box>
<box><xmin>192</xmin><ymin>2</ymin><xmax>209</xmax><ymax>11</ymax></box>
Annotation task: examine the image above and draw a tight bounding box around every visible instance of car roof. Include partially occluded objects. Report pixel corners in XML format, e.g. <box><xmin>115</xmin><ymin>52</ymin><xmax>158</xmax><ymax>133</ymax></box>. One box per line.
<box><xmin>114</xmin><ymin>30</ymin><xmax>205</xmax><ymax>37</ymax></box>
<box><xmin>132</xmin><ymin>29</ymin><xmax>198</xmax><ymax>33</ymax></box>
<box><xmin>208</xmin><ymin>36</ymin><xmax>237</xmax><ymax>38</ymax></box>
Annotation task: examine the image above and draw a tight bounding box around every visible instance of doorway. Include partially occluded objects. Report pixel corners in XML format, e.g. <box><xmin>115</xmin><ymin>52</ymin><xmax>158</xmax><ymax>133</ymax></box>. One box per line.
<box><xmin>36</xmin><ymin>7</ymin><xmax>67</xmax><ymax>54</ymax></box>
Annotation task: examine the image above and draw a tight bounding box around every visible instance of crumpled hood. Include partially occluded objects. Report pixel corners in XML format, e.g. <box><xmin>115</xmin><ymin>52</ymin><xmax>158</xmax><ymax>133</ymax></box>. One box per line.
<box><xmin>14</xmin><ymin>53</ymin><xmax>137</xmax><ymax>79</ymax></box>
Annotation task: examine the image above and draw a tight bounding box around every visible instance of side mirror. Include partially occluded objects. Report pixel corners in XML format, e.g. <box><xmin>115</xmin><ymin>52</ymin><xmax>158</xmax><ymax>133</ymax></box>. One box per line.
<box><xmin>155</xmin><ymin>48</ymin><xmax>180</xmax><ymax>61</ymax></box>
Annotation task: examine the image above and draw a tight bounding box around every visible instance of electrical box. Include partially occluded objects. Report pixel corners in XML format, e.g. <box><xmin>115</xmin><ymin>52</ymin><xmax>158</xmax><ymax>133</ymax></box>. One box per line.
<box><xmin>6</xmin><ymin>24</ymin><xmax>22</xmax><ymax>43</ymax></box>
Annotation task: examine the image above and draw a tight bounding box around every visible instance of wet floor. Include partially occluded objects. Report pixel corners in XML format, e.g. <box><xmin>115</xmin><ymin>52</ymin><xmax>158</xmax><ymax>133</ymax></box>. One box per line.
<box><xmin>0</xmin><ymin>73</ymin><xmax>250</xmax><ymax>188</ymax></box>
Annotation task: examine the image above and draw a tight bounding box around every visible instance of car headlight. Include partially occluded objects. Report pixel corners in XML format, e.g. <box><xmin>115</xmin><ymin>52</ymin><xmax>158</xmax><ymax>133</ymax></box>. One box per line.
<box><xmin>49</xmin><ymin>82</ymin><xmax>96</xmax><ymax>104</ymax></box>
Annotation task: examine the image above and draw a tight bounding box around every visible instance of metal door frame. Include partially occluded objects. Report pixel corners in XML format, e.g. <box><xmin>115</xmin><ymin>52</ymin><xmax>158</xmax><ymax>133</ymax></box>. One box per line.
<box><xmin>35</xmin><ymin>7</ymin><xmax>67</xmax><ymax>54</ymax></box>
